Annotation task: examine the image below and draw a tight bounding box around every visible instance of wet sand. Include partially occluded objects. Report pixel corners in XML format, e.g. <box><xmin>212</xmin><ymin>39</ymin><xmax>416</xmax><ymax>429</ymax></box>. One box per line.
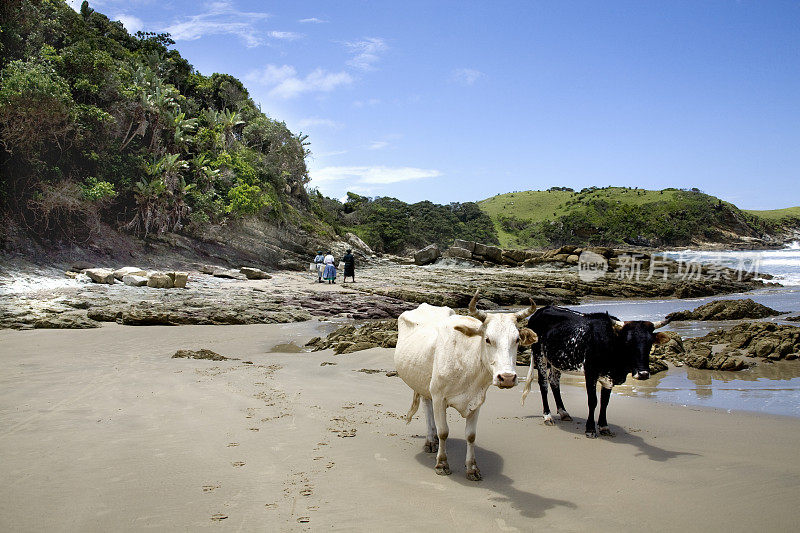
<box><xmin>2</xmin><ymin>323</ymin><xmax>800</xmax><ymax>531</ymax></box>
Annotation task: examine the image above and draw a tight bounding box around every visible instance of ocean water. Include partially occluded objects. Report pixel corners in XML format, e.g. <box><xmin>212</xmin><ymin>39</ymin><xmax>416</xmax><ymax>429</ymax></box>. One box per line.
<box><xmin>660</xmin><ymin>241</ymin><xmax>800</xmax><ymax>286</ymax></box>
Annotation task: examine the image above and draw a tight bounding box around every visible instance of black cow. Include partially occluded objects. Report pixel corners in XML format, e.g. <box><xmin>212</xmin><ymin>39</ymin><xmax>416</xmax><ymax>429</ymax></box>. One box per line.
<box><xmin>521</xmin><ymin>306</ymin><xmax>671</xmax><ymax>438</ymax></box>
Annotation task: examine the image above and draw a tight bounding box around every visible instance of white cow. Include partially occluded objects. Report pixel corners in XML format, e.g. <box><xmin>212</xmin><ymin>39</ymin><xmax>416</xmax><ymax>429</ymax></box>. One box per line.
<box><xmin>394</xmin><ymin>290</ymin><xmax>538</xmax><ymax>480</ymax></box>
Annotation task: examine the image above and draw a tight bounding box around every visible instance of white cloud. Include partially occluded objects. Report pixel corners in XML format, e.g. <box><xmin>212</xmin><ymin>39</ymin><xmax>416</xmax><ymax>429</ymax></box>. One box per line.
<box><xmin>344</xmin><ymin>37</ymin><xmax>387</xmax><ymax>71</ymax></box>
<box><xmin>299</xmin><ymin>17</ymin><xmax>328</xmax><ymax>24</ymax></box>
<box><xmin>367</xmin><ymin>141</ymin><xmax>389</xmax><ymax>150</ymax></box>
<box><xmin>353</xmin><ymin>98</ymin><xmax>381</xmax><ymax>108</ymax></box>
<box><xmin>163</xmin><ymin>1</ymin><xmax>271</xmax><ymax>47</ymax></box>
<box><xmin>315</xmin><ymin>150</ymin><xmax>348</xmax><ymax>157</ymax></box>
<box><xmin>247</xmin><ymin>64</ymin><xmax>353</xmax><ymax>99</ymax></box>
<box><xmin>268</xmin><ymin>31</ymin><xmax>303</xmax><ymax>40</ymax></box>
<box><xmin>451</xmin><ymin>68</ymin><xmax>484</xmax><ymax>85</ymax></box>
<box><xmin>113</xmin><ymin>14</ymin><xmax>144</xmax><ymax>34</ymax></box>
<box><xmin>311</xmin><ymin>166</ymin><xmax>441</xmax><ymax>185</ymax></box>
<box><xmin>297</xmin><ymin>117</ymin><xmax>343</xmax><ymax>129</ymax></box>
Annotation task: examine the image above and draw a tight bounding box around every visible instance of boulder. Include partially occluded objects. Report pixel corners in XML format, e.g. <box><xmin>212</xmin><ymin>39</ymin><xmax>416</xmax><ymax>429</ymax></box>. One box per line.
<box><xmin>85</xmin><ymin>268</ymin><xmax>115</xmax><ymax>284</ymax></box>
<box><xmin>443</xmin><ymin>246</ymin><xmax>473</xmax><ymax>260</ymax></box>
<box><xmin>170</xmin><ymin>271</ymin><xmax>189</xmax><ymax>288</ymax></box>
<box><xmin>212</xmin><ymin>268</ymin><xmax>241</xmax><ymax>279</ymax></box>
<box><xmin>113</xmin><ymin>267</ymin><xmax>147</xmax><ymax>280</ymax></box>
<box><xmin>502</xmin><ymin>249</ymin><xmax>528</xmax><ymax>263</ymax></box>
<box><xmin>453</xmin><ymin>239</ymin><xmax>476</xmax><ymax>253</ymax></box>
<box><xmin>414</xmin><ymin>244</ymin><xmax>441</xmax><ymax>266</ymax></box>
<box><xmin>346</xmin><ymin>232</ymin><xmax>375</xmax><ymax>255</ymax></box>
<box><xmin>240</xmin><ymin>267</ymin><xmax>271</xmax><ymax>280</ymax></box>
<box><xmin>566</xmin><ymin>254</ymin><xmax>580</xmax><ymax>265</ymax></box>
<box><xmin>122</xmin><ymin>274</ymin><xmax>148</xmax><ymax>287</ymax></box>
<box><xmin>147</xmin><ymin>273</ymin><xmax>174</xmax><ymax>289</ymax></box>
<box><xmin>473</xmin><ymin>243</ymin><xmax>503</xmax><ymax>263</ymax></box>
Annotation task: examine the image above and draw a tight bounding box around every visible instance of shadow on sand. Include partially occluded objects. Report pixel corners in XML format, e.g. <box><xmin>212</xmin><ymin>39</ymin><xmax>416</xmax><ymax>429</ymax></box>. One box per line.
<box><xmin>415</xmin><ymin>438</ymin><xmax>576</xmax><ymax>519</ymax></box>
<box><xmin>522</xmin><ymin>414</ymin><xmax>700</xmax><ymax>462</ymax></box>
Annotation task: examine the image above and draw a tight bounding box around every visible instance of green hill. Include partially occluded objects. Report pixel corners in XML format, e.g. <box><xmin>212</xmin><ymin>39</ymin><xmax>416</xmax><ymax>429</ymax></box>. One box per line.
<box><xmin>478</xmin><ymin>187</ymin><xmax>771</xmax><ymax>248</ymax></box>
<box><xmin>744</xmin><ymin>206</ymin><xmax>800</xmax><ymax>221</ymax></box>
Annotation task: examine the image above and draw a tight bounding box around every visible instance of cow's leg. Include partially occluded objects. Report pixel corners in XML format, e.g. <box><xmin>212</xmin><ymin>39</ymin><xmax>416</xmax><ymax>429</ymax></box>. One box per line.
<box><xmin>465</xmin><ymin>406</ymin><xmax>481</xmax><ymax>481</ymax></box>
<box><xmin>432</xmin><ymin>396</ymin><xmax>451</xmax><ymax>475</ymax></box>
<box><xmin>422</xmin><ymin>397</ymin><xmax>438</xmax><ymax>453</ymax></box>
<box><xmin>598</xmin><ymin>386</ymin><xmax>615</xmax><ymax>437</ymax></box>
<box><xmin>585</xmin><ymin>377</ymin><xmax>598</xmax><ymax>438</ymax></box>
<box><xmin>536</xmin><ymin>357</ymin><xmax>555</xmax><ymax>426</ymax></box>
<box><xmin>549</xmin><ymin>368</ymin><xmax>572</xmax><ymax>421</ymax></box>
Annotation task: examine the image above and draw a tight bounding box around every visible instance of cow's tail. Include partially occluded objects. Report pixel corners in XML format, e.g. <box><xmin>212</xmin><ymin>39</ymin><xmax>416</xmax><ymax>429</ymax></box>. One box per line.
<box><xmin>521</xmin><ymin>357</ymin><xmax>537</xmax><ymax>406</ymax></box>
<box><xmin>404</xmin><ymin>392</ymin><xmax>421</xmax><ymax>424</ymax></box>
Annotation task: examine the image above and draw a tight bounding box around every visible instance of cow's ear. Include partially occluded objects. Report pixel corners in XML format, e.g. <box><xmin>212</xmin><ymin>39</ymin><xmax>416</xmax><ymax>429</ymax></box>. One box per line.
<box><xmin>518</xmin><ymin>327</ymin><xmax>538</xmax><ymax>346</ymax></box>
<box><xmin>454</xmin><ymin>324</ymin><xmax>482</xmax><ymax>337</ymax></box>
<box><xmin>653</xmin><ymin>332</ymin><xmax>671</xmax><ymax>345</ymax></box>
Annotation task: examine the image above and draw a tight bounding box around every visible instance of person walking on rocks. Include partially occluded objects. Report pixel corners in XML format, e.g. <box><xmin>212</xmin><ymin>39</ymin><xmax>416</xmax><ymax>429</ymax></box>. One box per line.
<box><xmin>342</xmin><ymin>249</ymin><xmax>355</xmax><ymax>284</ymax></box>
<box><xmin>314</xmin><ymin>250</ymin><xmax>325</xmax><ymax>283</ymax></box>
<box><xmin>322</xmin><ymin>251</ymin><xmax>337</xmax><ymax>284</ymax></box>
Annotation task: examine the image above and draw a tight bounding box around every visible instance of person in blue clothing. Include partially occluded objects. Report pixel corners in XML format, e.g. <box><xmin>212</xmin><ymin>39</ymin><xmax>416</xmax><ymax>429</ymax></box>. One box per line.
<box><xmin>314</xmin><ymin>250</ymin><xmax>325</xmax><ymax>282</ymax></box>
<box><xmin>322</xmin><ymin>250</ymin><xmax>337</xmax><ymax>283</ymax></box>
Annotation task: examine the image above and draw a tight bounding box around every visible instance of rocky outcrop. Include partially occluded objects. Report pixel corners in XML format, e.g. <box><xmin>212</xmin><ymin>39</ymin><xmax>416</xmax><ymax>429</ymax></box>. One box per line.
<box><xmin>306</xmin><ymin>320</ymin><xmax>398</xmax><ymax>354</ymax></box>
<box><xmin>172</xmin><ymin>348</ymin><xmax>230</xmax><ymax>361</ymax></box>
<box><xmin>666</xmin><ymin>299</ymin><xmax>782</xmax><ymax>321</ymax></box>
<box><xmin>648</xmin><ymin>322</ymin><xmax>800</xmax><ymax>373</ymax></box>
<box><xmin>414</xmin><ymin>244</ymin><xmax>440</xmax><ymax>265</ymax></box>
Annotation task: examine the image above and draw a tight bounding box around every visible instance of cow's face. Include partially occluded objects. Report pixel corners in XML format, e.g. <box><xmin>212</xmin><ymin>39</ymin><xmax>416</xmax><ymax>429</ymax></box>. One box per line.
<box><xmin>457</xmin><ymin>316</ymin><xmax>538</xmax><ymax>389</ymax></box>
<box><xmin>615</xmin><ymin>321</ymin><xmax>670</xmax><ymax>380</ymax></box>
<box><xmin>462</xmin><ymin>290</ymin><xmax>538</xmax><ymax>388</ymax></box>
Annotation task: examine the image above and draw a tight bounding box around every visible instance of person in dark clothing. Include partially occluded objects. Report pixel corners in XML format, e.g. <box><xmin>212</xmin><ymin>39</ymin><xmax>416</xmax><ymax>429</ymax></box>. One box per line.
<box><xmin>342</xmin><ymin>249</ymin><xmax>355</xmax><ymax>284</ymax></box>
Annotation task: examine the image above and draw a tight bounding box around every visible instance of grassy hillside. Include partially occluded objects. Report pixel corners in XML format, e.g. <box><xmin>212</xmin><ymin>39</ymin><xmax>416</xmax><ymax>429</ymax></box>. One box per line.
<box><xmin>478</xmin><ymin>187</ymin><xmax>768</xmax><ymax>248</ymax></box>
<box><xmin>745</xmin><ymin>206</ymin><xmax>800</xmax><ymax>221</ymax></box>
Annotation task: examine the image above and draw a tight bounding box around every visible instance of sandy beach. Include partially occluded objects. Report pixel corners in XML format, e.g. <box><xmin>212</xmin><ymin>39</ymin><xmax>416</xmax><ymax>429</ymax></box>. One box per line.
<box><xmin>1</xmin><ymin>322</ymin><xmax>799</xmax><ymax>532</ymax></box>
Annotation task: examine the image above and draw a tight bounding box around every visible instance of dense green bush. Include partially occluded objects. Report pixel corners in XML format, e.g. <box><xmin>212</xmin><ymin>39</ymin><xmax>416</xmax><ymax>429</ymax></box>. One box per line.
<box><xmin>0</xmin><ymin>0</ymin><xmax>310</xmax><ymax>242</ymax></box>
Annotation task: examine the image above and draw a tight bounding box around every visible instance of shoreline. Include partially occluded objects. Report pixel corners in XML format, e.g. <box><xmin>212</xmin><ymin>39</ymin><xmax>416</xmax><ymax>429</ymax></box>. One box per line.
<box><xmin>2</xmin><ymin>322</ymin><xmax>799</xmax><ymax>531</ymax></box>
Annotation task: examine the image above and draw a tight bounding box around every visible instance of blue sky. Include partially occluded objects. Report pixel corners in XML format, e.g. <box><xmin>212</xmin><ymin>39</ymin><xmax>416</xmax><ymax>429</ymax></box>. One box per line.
<box><xmin>71</xmin><ymin>1</ymin><xmax>799</xmax><ymax>209</ymax></box>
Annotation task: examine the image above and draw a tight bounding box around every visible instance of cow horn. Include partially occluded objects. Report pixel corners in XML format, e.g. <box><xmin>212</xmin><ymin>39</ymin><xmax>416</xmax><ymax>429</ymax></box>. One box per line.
<box><xmin>468</xmin><ymin>289</ymin><xmax>487</xmax><ymax>322</ymax></box>
<box><xmin>514</xmin><ymin>298</ymin><xmax>537</xmax><ymax>321</ymax></box>
<box><xmin>652</xmin><ymin>317</ymin><xmax>672</xmax><ymax>329</ymax></box>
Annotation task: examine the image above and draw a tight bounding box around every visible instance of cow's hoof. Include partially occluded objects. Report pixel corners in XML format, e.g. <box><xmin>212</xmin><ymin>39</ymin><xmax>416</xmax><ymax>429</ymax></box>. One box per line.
<box><xmin>423</xmin><ymin>441</ymin><xmax>439</xmax><ymax>453</ymax></box>
<box><xmin>466</xmin><ymin>469</ymin><xmax>482</xmax><ymax>481</ymax></box>
<box><xmin>543</xmin><ymin>415</ymin><xmax>555</xmax><ymax>426</ymax></box>
<box><xmin>558</xmin><ymin>410</ymin><xmax>572</xmax><ymax>422</ymax></box>
<box><xmin>435</xmin><ymin>464</ymin><xmax>451</xmax><ymax>476</ymax></box>
<box><xmin>585</xmin><ymin>431</ymin><xmax>598</xmax><ymax>439</ymax></box>
<box><xmin>599</xmin><ymin>426</ymin><xmax>616</xmax><ymax>437</ymax></box>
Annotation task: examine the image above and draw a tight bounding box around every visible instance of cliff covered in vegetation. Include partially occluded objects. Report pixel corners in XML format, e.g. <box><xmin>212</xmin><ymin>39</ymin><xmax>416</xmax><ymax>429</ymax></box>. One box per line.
<box><xmin>1</xmin><ymin>0</ymin><xmax>312</xmax><ymax>248</ymax></box>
